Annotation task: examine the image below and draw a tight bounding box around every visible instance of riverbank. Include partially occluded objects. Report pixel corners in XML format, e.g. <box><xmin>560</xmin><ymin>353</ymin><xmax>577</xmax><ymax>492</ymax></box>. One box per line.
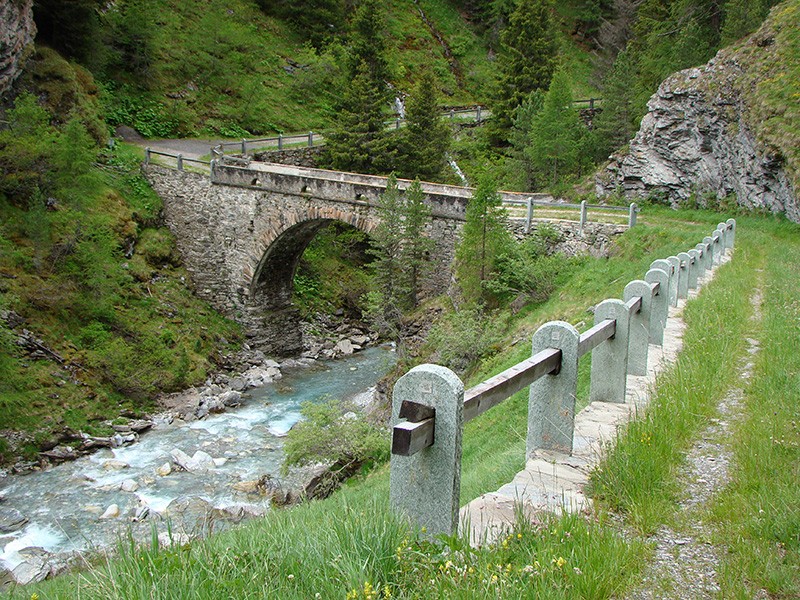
<box><xmin>0</xmin><ymin>344</ymin><xmax>396</xmax><ymax>586</ymax></box>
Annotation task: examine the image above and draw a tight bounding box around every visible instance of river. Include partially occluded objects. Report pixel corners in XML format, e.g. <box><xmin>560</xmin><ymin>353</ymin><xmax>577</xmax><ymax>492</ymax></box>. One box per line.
<box><xmin>0</xmin><ymin>346</ymin><xmax>396</xmax><ymax>578</ymax></box>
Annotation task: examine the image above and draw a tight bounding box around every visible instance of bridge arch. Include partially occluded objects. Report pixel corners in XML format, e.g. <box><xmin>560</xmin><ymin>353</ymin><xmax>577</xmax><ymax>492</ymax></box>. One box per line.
<box><xmin>247</xmin><ymin>207</ymin><xmax>379</xmax><ymax>312</ymax></box>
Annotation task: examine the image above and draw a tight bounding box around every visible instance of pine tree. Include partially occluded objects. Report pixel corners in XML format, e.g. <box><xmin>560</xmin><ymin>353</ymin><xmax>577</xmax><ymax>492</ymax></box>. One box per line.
<box><xmin>396</xmin><ymin>71</ymin><xmax>452</xmax><ymax>181</ymax></box>
<box><xmin>492</xmin><ymin>0</ymin><xmax>559</xmax><ymax>136</ymax></box>
<box><xmin>525</xmin><ymin>69</ymin><xmax>585</xmax><ymax>187</ymax></box>
<box><xmin>401</xmin><ymin>179</ymin><xmax>434</xmax><ymax>308</ymax></box>
<box><xmin>324</xmin><ymin>60</ymin><xmax>393</xmax><ymax>174</ymax></box>
<box><xmin>368</xmin><ymin>174</ymin><xmax>406</xmax><ymax>333</ymax></box>
<box><xmin>594</xmin><ymin>45</ymin><xmax>639</xmax><ymax>159</ymax></box>
<box><xmin>324</xmin><ymin>0</ymin><xmax>392</xmax><ymax>174</ymax></box>
<box><xmin>455</xmin><ymin>176</ymin><xmax>514</xmax><ymax>305</ymax></box>
<box><xmin>348</xmin><ymin>0</ymin><xmax>391</xmax><ymax>88</ymax></box>
<box><xmin>510</xmin><ymin>90</ymin><xmax>545</xmax><ymax>190</ymax></box>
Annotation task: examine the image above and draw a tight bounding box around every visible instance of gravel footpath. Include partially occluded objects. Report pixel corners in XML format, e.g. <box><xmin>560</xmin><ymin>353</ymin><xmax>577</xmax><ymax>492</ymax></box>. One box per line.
<box><xmin>624</xmin><ymin>286</ymin><xmax>763</xmax><ymax>600</ymax></box>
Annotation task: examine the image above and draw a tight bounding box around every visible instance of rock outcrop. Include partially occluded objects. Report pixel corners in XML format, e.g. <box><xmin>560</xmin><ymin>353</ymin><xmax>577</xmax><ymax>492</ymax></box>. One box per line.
<box><xmin>597</xmin><ymin>3</ymin><xmax>799</xmax><ymax>222</ymax></box>
<box><xmin>0</xmin><ymin>0</ymin><xmax>35</xmax><ymax>98</ymax></box>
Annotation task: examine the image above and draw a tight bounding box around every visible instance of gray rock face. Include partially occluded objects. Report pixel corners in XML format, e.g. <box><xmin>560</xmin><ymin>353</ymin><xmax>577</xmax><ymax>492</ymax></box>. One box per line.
<box><xmin>0</xmin><ymin>0</ymin><xmax>35</xmax><ymax>98</ymax></box>
<box><xmin>597</xmin><ymin>58</ymin><xmax>798</xmax><ymax>222</ymax></box>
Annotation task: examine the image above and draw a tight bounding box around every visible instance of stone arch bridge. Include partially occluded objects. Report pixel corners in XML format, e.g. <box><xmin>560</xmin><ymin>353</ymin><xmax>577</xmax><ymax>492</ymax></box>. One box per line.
<box><xmin>144</xmin><ymin>160</ymin><xmax>620</xmax><ymax>356</ymax></box>
<box><xmin>145</xmin><ymin>161</ymin><xmax>509</xmax><ymax>355</ymax></box>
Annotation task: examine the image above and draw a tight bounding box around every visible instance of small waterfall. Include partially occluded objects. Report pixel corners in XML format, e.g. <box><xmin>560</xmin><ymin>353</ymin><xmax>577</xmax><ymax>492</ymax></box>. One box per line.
<box><xmin>447</xmin><ymin>153</ymin><xmax>468</xmax><ymax>186</ymax></box>
<box><xmin>394</xmin><ymin>95</ymin><xmax>406</xmax><ymax>119</ymax></box>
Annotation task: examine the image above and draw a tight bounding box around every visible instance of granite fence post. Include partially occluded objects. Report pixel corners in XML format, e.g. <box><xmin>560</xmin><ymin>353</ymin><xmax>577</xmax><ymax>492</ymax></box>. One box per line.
<box><xmin>677</xmin><ymin>252</ymin><xmax>691</xmax><ymax>299</ymax></box>
<box><xmin>717</xmin><ymin>223</ymin><xmax>728</xmax><ymax>250</ymax></box>
<box><xmin>579</xmin><ymin>201</ymin><xmax>587</xmax><ymax>233</ymax></box>
<box><xmin>712</xmin><ymin>231</ymin><xmax>722</xmax><ymax>264</ymax></box>
<box><xmin>176</xmin><ymin>154</ymin><xmax>183</xmax><ymax>171</ymax></box>
<box><xmin>308</xmin><ymin>131</ymin><xmax>314</xmax><ymax>147</ymax></box>
<box><xmin>726</xmin><ymin>218</ymin><xmax>736</xmax><ymax>249</ymax></box>
<box><xmin>525</xmin><ymin>197</ymin><xmax>533</xmax><ymax>234</ymax></box>
<box><xmin>667</xmin><ymin>256</ymin><xmax>681</xmax><ymax>306</ymax></box>
<box><xmin>390</xmin><ymin>364</ymin><xmax>464</xmax><ymax>537</ymax></box>
<box><xmin>645</xmin><ymin>268</ymin><xmax>669</xmax><ymax>345</ymax></box>
<box><xmin>687</xmin><ymin>249</ymin><xmax>700</xmax><ymax>289</ymax></box>
<box><xmin>241</xmin><ymin>138</ymin><xmax>247</xmax><ymax>155</ymax></box>
<box><xmin>590</xmin><ymin>299</ymin><xmax>631</xmax><ymax>404</ymax></box>
<box><xmin>628</xmin><ymin>203</ymin><xmax>638</xmax><ymax>228</ymax></box>
<box><xmin>278</xmin><ymin>134</ymin><xmax>283</xmax><ymax>150</ymax></box>
<box><xmin>695</xmin><ymin>244</ymin><xmax>707</xmax><ymax>279</ymax></box>
<box><xmin>144</xmin><ymin>147</ymin><xmax>151</xmax><ymax>164</ymax></box>
<box><xmin>528</xmin><ymin>321</ymin><xmax>579</xmax><ymax>457</ymax></box>
<box><xmin>623</xmin><ymin>280</ymin><xmax>654</xmax><ymax>376</ymax></box>
<box><xmin>702</xmin><ymin>237</ymin><xmax>714</xmax><ymax>270</ymax></box>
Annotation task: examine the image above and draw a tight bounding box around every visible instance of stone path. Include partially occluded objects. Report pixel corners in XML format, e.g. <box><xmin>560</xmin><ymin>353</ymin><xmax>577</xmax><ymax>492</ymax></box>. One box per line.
<box><xmin>623</xmin><ymin>282</ymin><xmax>762</xmax><ymax>600</ymax></box>
<box><xmin>459</xmin><ymin>258</ymin><xmax>726</xmax><ymax>546</ymax></box>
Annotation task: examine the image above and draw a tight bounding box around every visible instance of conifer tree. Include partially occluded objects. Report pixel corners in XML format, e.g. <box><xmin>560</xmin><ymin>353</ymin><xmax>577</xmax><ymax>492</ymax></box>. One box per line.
<box><xmin>492</xmin><ymin>0</ymin><xmax>559</xmax><ymax>136</ymax></box>
<box><xmin>324</xmin><ymin>0</ymin><xmax>392</xmax><ymax>174</ymax></box>
<box><xmin>510</xmin><ymin>90</ymin><xmax>545</xmax><ymax>190</ymax></box>
<box><xmin>368</xmin><ymin>174</ymin><xmax>406</xmax><ymax>333</ymax></box>
<box><xmin>455</xmin><ymin>176</ymin><xmax>514</xmax><ymax>305</ymax></box>
<box><xmin>396</xmin><ymin>71</ymin><xmax>452</xmax><ymax>181</ymax></box>
<box><xmin>324</xmin><ymin>60</ymin><xmax>393</xmax><ymax>174</ymax></box>
<box><xmin>401</xmin><ymin>179</ymin><xmax>434</xmax><ymax>308</ymax></box>
<box><xmin>594</xmin><ymin>46</ymin><xmax>638</xmax><ymax>159</ymax></box>
<box><xmin>525</xmin><ymin>69</ymin><xmax>585</xmax><ymax>187</ymax></box>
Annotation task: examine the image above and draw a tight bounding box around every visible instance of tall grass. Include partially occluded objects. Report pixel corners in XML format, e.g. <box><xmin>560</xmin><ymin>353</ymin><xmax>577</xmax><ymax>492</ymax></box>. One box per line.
<box><xmin>591</xmin><ymin>223</ymin><xmax>759</xmax><ymax>533</ymax></box>
<box><xmin>712</xmin><ymin>221</ymin><xmax>800</xmax><ymax>598</ymax></box>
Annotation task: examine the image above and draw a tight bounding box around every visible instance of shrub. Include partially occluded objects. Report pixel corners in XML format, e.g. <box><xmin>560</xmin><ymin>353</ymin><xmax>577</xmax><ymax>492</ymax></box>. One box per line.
<box><xmin>283</xmin><ymin>398</ymin><xmax>389</xmax><ymax>498</ymax></box>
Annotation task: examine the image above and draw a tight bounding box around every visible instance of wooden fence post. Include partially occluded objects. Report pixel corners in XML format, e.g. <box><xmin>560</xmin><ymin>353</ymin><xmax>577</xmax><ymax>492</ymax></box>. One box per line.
<box><xmin>528</xmin><ymin>321</ymin><xmax>578</xmax><ymax>457</ymax></box>
<box><xmin>390</xmin><ymin>364</ymin><xmax>464</xmax><ymax>537</ymax></box>
<box><xmin>590</xmin><ymin>299</ymin><xmax>631</xmax><ymax>404</ymax></box>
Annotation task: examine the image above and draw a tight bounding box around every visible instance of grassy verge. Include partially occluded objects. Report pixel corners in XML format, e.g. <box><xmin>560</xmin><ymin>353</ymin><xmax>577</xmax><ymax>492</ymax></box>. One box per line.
<box><xmin>4</xmin><ymin>208</ymin><xmax>743</xmax><ymax>600</ymax></box>
<box><xmin>711</xmin><ymin>221</ymin><xmax>800</xmax><ymax>598</ymax></box>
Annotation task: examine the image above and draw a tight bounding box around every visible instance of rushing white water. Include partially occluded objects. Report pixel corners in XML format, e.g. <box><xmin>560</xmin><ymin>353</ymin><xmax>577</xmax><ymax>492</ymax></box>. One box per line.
<box><xmin>0</xmin><ymin>346</ymin><xmax>395</xmax><ymax>574</ymax></box>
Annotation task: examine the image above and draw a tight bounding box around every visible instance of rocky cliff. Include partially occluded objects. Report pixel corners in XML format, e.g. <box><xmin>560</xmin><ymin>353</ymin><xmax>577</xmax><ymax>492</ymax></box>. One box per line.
<box><xmin>597</xmin><ymin>1</ymin><xmax>800</xmax><ymax>222</ymax></box>
<box><xmin>0</xmin><ymin>0</ymin><xmax>36</xmax><ymax>98</ymax></box>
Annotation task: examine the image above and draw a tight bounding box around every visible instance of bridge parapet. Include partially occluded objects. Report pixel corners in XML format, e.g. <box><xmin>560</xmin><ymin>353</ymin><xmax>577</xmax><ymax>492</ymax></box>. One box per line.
<box><xmin>211</xmin><ymin>160</ymin><xmax>552</xmax><ymax>221</ymax></box>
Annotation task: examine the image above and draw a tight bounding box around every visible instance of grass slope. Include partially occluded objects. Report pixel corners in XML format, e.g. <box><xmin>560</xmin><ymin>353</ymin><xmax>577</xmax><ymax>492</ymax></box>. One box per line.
<box><xmin>12</xmin><ymin>209</ymin><xmax>797</xmax><ymax>600</ymax></box>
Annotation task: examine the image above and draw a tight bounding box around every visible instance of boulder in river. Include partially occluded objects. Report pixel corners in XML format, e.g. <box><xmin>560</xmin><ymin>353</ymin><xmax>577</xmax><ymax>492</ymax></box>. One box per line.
<box><xmin>102</xmin><ymin>459</ymin><xmax>129</xmax><ymax>471</ymax></box>
<box><xmin>11</xmin><ymin>547</ymin><xmax>51</xmax><ymax>585</ymax></box>
<box><xmin>120</xmin><ymin>479</ymin><xmax>139</xmax><ymax>493</ymax></box>
<box><xmin>100</xmin><ymin>504</ymin><xmax>120</xmax><ymax>519</ymax></box>
<box><xmin>0</xmin><ymin>506</ymin><xmax>28</xmax><ymax>533</ymax></box>
<box><xmin>334</xmin><ymin>339</ymin><xmax>354</xmax><ymax>355</ymax></box>
<box><xmin>156</xmin><ymin>462</ymin><xmax>172</xmax><ymax>477</ymax></box>
<box><xmin>170</xmin><ymin>449</ymin><xmax>216</xmax><ymax>472</ymax></box>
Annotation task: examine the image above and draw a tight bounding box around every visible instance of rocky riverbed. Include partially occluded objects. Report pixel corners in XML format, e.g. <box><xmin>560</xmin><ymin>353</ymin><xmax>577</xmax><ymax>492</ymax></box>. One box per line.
<box><xmin>0</xmin><ymin>337</ymin><xmax>395</xmax><ymax>588</ymax></box>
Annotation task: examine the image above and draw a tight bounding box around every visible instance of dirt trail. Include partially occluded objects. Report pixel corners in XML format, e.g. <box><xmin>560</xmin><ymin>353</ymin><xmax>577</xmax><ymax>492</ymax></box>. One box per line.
<box><xmin>623</xmin><ymin>285</ymin><xmax>763</xmax><ymax>600</ymax></box>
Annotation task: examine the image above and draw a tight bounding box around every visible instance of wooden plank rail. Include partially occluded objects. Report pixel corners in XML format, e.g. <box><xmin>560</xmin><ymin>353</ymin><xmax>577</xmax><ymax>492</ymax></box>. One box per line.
<box><xmin>463</xmin><ymin>348</ymin><xmax>562</xmax><ymax>423</ymax></box>
<box><xmin>577</xmin><ymin>318</ymin><xmax>616</xmax><ymax>357</ymax></box>
<box><xmin>392</xmin><ymin>347</ymin><xmax>562</xmax><ymax>457</ymax></box>
<box><xmin>625</xmin><ymin>295</ymin><xmax>643</xmax><ymax>314</ymax></box>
